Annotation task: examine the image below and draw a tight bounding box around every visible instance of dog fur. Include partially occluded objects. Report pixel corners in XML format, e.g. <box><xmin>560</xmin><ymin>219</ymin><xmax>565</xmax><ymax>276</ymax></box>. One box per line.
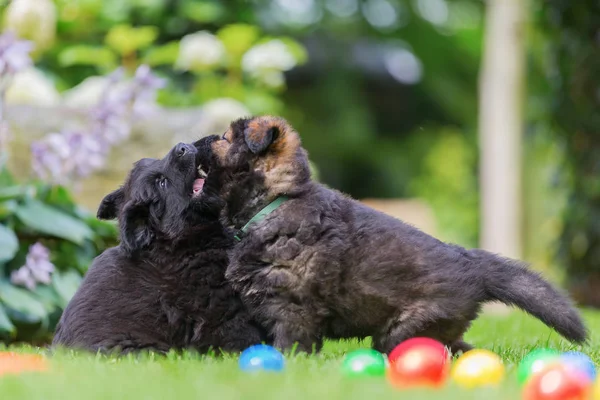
<box><xmin>197</xmin><ymin>116</ymin><xmax>588</xmax><ymax>354</ymax></box>
<box><xmin>52</xmin><ymin>141</ymin><xmax>266</xmax><ymax>354</ymax></box>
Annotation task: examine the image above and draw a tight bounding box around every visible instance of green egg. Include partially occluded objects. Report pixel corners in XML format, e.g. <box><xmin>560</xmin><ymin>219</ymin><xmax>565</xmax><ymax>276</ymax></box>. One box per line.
<box><xmin>517</xmin><ymin>348</ymin><xmax>560</xmax><ymax>385</ymax></box>
<box><xmin>341</xmin><ymin>349</ymin><xmax>387</xmax><ymax>378</ymax></box>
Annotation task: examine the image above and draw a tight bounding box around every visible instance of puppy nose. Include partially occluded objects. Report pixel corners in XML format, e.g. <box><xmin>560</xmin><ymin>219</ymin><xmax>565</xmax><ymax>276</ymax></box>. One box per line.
<box><xmin>175</xmin><ymin>143</ymin><xmax>194</xmax><ymax>157</ymax></box>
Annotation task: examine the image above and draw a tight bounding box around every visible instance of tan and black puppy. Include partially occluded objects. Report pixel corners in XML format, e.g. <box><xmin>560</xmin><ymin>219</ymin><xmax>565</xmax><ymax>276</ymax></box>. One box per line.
<box><xmin>197</xmin><ymin>116</ymin><xmax>587</xmax><ymax>354</ymax></box>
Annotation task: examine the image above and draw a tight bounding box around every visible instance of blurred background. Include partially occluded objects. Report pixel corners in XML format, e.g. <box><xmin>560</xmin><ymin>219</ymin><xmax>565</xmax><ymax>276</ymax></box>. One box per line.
<box><xmin>0</xmin><ymin>0</ymin><xmax>598</xmax><ymax>342</ymax></box>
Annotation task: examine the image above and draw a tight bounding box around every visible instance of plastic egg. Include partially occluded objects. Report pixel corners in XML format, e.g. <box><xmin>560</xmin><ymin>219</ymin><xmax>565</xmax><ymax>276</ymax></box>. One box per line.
<box><xmin>517</xmin><ymin>349</ymin><xmax>560</xmax><ymax>385</ymax></box>
<box><xmin>560</xmin><ymin>351</ymin><xmax>596</xmax><ymax>381</ymax></box>
<box><xmin>522</xmin><ymin>363</ymin><xmax>591</xmax><ymax>400</ymax></box>
<box><xmin>387</xmin><ymin>337</ymin><xmax>450</xmax><ymax>388</ymax></box>
<box><xmin>238</xmin><ymin>345</ymin><xmax>285</xmax><ymax>372</ymax></box>
<box><xmin>341</xmin><ymin>349</ymin><xmax>387</xmax><ymax>378</ymax></box>
<box><xmin>451</xmin><ymin>349</ymin><xmax>505</xmax><ymax>388</ymax></box>
<box><xmin>0</xmin><ymin>352</ymin><xmax>48</xmax><ymax>376</ymax></box>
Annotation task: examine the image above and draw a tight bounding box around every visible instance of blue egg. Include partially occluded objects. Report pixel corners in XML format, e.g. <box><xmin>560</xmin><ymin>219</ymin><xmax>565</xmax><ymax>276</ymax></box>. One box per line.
<box><xmin>239</xmin><ymin>345</ymin><xmax>285</xmax><ymax>372</ymax></box>
<box><xmin>560</xmin><ymin>351</ymin><xmax>596</xmax><ymax>381</ymax></box>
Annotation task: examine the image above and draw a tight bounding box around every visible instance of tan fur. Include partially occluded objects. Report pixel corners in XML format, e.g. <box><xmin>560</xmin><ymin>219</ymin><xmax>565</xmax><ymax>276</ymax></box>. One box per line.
<box><xmin>212</xmin><ymin>116</ymin><xmax>303</xmax><ymax>197</ymax></box>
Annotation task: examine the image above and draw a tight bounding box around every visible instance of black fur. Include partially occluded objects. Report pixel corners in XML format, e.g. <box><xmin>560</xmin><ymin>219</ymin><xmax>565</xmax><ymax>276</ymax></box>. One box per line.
<box><xmin>52</xmin><ymin>142</ymin><xmax>266</xmax><ymax>354</ymax></box>
<box><xmin>197</xmin><ymin>116</ymin><xmax>588</xmax><ymax>355</ymax></box>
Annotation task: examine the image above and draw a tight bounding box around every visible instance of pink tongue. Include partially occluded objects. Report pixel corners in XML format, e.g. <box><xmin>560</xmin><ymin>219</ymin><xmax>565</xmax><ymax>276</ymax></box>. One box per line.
<box><xmin>193</xmin><ymin>178</ymin><xmax>205</xmax><ymax>194</ymax></box>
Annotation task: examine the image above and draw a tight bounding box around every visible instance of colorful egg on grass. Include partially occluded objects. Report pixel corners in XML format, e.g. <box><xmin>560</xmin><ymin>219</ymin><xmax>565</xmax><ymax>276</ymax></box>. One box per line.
<box><xmin>559</xmin><ymin>351</ymin><xmax>596</xmax><ymax>382</ymax></box>
<box><xmin>593</xmin><ymin>377</ymin><xmax>600</xmax><ymax>400</ymax></box>
<box><xmin>387</xmin><ymin>338</ymin><xmax>450</xmax><ymax>388</ymax></box>
<box><xmin>522</xmin><ymin>363</ymin><xmax>591</xmax><ymax>400</ymax></box>
<box><xmin>451</xmin><ymin>349</ymin><xmax>505</xmax><ymax>388</ymax></box>
<box><xmin>517</xmin><ymin>349</ymin><xmax>560</xmax><ymax>385</ymax></box>
<box><xmin>238</xmin><ymin>345</ymin><xmax>285</xmax><ymax>372</ymax></box>
<box><xmin>388</xmin><ymin>337</ymin><xmax>447</xmax><ymax>365</ymax></box>
<box><xmin>341</xmin><ymin>349</ymin><xmax>387</xmax><ymax>378</ymax></box>
<box><xmin>0</xmin><ymin>352</ymin><xmax>48</xmax><ymax>376</ymax></box>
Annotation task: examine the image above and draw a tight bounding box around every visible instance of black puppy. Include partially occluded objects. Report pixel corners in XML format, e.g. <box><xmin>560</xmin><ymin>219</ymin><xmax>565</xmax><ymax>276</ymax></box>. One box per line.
<box><xmin>52</xmin><ymin>141</ymin><xmax>265</xmax><ymax>354</ymax></box>
<box><xmin>198</xmin><ymin>116</ymin><xmax>587</xmax><ymax>355</ymax></box>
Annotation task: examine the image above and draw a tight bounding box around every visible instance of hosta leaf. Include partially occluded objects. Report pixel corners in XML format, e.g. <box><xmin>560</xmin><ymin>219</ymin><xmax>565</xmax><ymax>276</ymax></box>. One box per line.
<box><xmin>0</xmin><ymin>303</ymin><xmax>15</xmax><ymax>337</ymax></box>
<box><xmin>0</xmin><ymin>281</ymin><xmax>47</xmax><ymax>322</ymax></box>
<box><xmin>0</xmin><ymin>224</ymin><xmax>18</xmax><ymax>263</ymax></box>
<box><xmin>15</xmin><ymin>200</ymin><xmax>94</xmax><ymax>244</ymax></box>
<box><xmin>53</xmin><ymin>271</ymin><xmax>82</xmax><ymax>308</ymax></box>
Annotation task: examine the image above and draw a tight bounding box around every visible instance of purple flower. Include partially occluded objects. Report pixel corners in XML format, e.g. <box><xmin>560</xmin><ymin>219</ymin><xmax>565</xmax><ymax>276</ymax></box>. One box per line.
<box><xmin>31</xmin><ymin>139</ymin><xmax>63</xmax><ymax>182</ymax></box>
<box><xmin>131</xmin><ymin>65</ymin><xmax>165</xmax><ymax>118</ymax></box>
<box><xmin>31</xmin><ymin>130</ymin><xmax>107</xmax><ymax>184</ymax></box>
<box><xmin>30</xmin><ymin>64</ymin><xmax>164</xmax><ymax>185</ymax></box>
<box><xmin>106</xmin><ymin>67</ymin><xmax>125</xmax><ymax>84</ymax></box>
<box><xmin>0</xmin><ymin>31</ymin><xmax>33</xmax><ymax>77</ymax></box>
<box><xmin>11</xmin><ymin>243</ymin><xmax>55</xmax><ymax>291</ymax></box>
<box><xmin>133</xmin><ymin>64</ymin><xmax>166</xmax><ymax>90</ymax></box>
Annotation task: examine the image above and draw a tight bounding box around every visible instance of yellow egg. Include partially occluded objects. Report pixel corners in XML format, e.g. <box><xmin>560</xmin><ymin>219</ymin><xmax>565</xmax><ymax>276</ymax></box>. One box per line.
<box><xmin>594</xmin><ymin>378</ymin><xmax>600</xmax><ymax>399</ymax></box>
<box><xmin>451</xmin><ymin>349</ymin><xmax>505</xmax><ymax>388</ymax></box>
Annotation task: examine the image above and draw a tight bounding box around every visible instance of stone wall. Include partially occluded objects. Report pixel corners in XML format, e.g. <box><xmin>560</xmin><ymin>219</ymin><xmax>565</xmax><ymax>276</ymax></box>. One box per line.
<box><xmin>6</xmin><ymin>105</ymin><xmax>208</xmax><ymax>210</ymax></box>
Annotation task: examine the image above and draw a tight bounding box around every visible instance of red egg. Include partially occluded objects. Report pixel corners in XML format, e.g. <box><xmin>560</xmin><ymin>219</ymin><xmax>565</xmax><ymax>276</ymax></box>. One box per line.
<box><xmin>522</xmin><ymin>363</ymin><xmax>591</xmax><ymax>400</ymax></box>
<box><xmin>388</xmin><ymin>337</ymin><xmax>448</xmax><ymax>364</ymax></box>
<box><xmin>387</xmin><ymin>337</ymin><xmax>450</xmax><ymax>388</ymax></box>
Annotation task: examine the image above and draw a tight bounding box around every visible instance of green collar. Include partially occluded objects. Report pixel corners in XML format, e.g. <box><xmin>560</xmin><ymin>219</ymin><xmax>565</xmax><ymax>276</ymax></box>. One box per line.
<box><xmin>233</xmin><ymin>196</ymin><xmax>289</xmax><ymax>241</ymax></box>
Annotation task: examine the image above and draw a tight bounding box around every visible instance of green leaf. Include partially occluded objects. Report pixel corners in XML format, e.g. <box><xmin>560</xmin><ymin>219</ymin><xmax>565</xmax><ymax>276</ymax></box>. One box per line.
<box><xmin>217</xmin><ymin>24</ymin><xmax>260</xmax><ymax>57</ymax></box>
<box><xmin>180</xmin><ymin>1</ymin><xmax>225</xmax><ymax>23</ymax></box>
<box><xmin>59</xmin><ymin>45</ymin><xmax>118</xmax><ymax>70</ymax></box>
<box><xmin>0</xmin><ymin>224</ymin><xmax>18</xmax><ymax>263</ymax></box>
<box><xmin>32</xmin><ymin>284</ymin><xmax>62</xmax><ymax>313</ymax></box>
<box><xmin>105</xmin><ymin>25</ymin><xmax>158</xmax><ymax>55</ymax></box>
<box><xmin>142</xmin><ymin>41</ymin><xmax>180</xmax><ymax>66</ymax></box>
<box><xmin>0</xmin><ymin>200</ymin><xmax>17</xmax><ymax>219</ymax></box>
<box><xmin>0</xmin><ymin>281</ymin><xmax>47</xmax><ymax>322</ymax></box>
<box><xmin>15</xmin><ymin>200</ymin><xmax>94</xmax><ymax>244</ymax></box>
<box><xmin>53</xmin><ymin>271</ymin><xmax>82</xmax><ymax>308</ymax></box>
<box><xmin>0</xmin><ymin>166</ymin><xmax>15</xmax><ymax>187</ymax></box>
<box><xmin>0</xmin><ymin>185</ymin><xmax>31</xmax><ymax>202</ymax></box>
<box><xmin>0</xmin><ymin>303</ymin><xmax>15</xmax><ymax>337</ymax></box>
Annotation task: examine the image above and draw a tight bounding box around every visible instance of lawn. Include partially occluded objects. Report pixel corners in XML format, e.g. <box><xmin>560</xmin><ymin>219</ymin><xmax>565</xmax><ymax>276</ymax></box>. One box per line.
<box><xmin>0</xmin><ymin>308</ymin><xmax>598</xmax><ymax>400</ymax></box>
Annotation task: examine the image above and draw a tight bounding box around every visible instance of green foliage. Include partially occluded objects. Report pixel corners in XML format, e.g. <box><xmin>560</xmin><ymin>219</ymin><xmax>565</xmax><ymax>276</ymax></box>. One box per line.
<box><xmin>0</xmin><ymin>169</ymin><xmax>117</xmax><ymax>342</ymax></box>
<box><xmin>535</xmin><ymin>1</ymin><xmax>600</xmax><ymax>305</ymax></box>
<box><xmin>58</xmin><ymin>46</ymin><xmax>118</xmax><ymax>71</ymax></box>
<box><xmin>217</xmin><ymin>24</ymin><xmax>260</xmax><ymax>59</ymax></box>
<box><xmin>105</xmin><ymin>25</ymin><xmax>158</xmax><ymax>57</ymax></box>
<box><xmin>142</xmin><ymin>42</ymin><xmax>180</xmax><ymax>67</ymax></box>
<box><xmin>180</xmin><ymin>0</ymin><xmax>226</xmax><ymax>24</ymax></box>
<box><xmin>409</xmin><ymin>128</ymin><xmax>479</xmax><ymax>248</ymax></box>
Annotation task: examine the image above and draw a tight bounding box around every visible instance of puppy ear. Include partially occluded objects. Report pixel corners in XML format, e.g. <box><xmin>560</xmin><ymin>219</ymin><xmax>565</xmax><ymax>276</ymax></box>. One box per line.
<box><xmin>243</xmin><ymin>118</ymin><xmax>283</xmax><ymax>154</ymax></box>
<box><xmin>97</xmin><ymin>188</ymin><xmax>124</xmax><ymax>220</ymax></box>
<box><xmin>119</xmin><ymin>201</ymin><xmax>154</xmax><ymax>255</ymax></box>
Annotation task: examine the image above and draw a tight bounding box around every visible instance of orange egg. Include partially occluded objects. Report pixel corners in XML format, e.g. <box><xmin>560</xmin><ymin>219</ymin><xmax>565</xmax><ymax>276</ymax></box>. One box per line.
<box><xmin>0</xmin><ymin>352</ymin><xmax>48</xmax><ymax>376</ymax></box>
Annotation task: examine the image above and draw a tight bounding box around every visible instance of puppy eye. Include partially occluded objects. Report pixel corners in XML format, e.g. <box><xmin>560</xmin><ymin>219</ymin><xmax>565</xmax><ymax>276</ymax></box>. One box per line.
<box><xmin>221</xmin><ymin>133</ymin><xmax>229</xmax><ymax>142</ymax></box>
<box><xmin>157</xmin><ymin>177</ymin><xmax>168</xmax><ymax>189</ymax></box>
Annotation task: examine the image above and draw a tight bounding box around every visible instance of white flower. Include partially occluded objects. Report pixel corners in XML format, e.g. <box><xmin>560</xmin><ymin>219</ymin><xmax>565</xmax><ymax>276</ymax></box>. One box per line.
<box><xmin>186</xmin><ymin>98</ymin><xmax>250</xmax><ymax>140</ymax></box>
<box><xmin>241</xmin><ymin>40</ymin><xmax>297</xmax><ymax>73</ymax></box>
<box><xmin>257</xmin><ymin>70</ymin><xmax>285</xmax><ymax>89</ymax></box>
<box><xmin>5</xmin><ymin>67</ymin><xmax>60</xmax><ymax>106</ymax></box>
<box><xmin>3</xmin><ymin>0</ymin><xmax>57</xmax><ymax>53</ymax></box>
<box><xmin>175</xmin><ymin>31</ymin><xmax>225</xmax><ymax>71</ymax></box>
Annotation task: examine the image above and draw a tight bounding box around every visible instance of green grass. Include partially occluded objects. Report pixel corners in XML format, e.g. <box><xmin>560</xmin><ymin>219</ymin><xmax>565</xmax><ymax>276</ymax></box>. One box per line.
<box><xmin>1</xmin><ymin>308</ymin><xmax>599</xmax><ymax>400</ymax></box>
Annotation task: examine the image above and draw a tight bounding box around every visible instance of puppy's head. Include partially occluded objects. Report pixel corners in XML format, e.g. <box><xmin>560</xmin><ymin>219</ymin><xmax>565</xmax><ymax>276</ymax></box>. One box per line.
<box><xmin>200</xmin><ymin>116</ymin><xmax>311</xmax><ymax>198</ymax></box>
<box><xmin>97</xmin><ymin>142</ymin><xmax>215</xmax><ymax>255</ymax></box>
